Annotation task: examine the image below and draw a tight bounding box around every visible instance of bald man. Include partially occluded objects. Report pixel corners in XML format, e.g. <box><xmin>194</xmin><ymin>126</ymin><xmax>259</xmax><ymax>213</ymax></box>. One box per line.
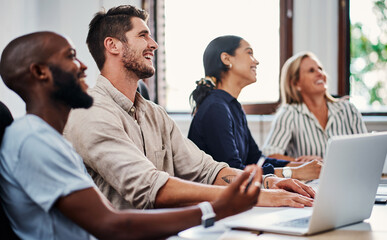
<box><xmin>0</xmin><ymin>31</ymin><xmax>262</xmax><ymax>239</ymax></box>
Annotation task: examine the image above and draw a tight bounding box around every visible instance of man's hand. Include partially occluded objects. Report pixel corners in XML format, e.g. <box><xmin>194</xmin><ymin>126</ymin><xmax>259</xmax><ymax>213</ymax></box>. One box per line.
<box><xmin>292</xmin><ymin>160</ymin><xmax>323</xmax><ymax>181</ymax></box>
<box><xmin>257</xmin><ymin>189</ymin><xmax>313</xmax><ymax>208</ymax></box>
<box><xmin>212</xmin><ymin>165</ymin><xmax>262</xmax><ymax>219</ymax></box>
<box><xmin>266</xmin><ymin>177</ymin><xmax>316</xmax><ymax>198</ymax></box>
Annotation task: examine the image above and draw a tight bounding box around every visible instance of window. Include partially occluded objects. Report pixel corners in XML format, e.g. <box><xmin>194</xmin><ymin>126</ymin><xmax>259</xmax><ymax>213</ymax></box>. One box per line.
<box><xmin>161</xmin><ymin>0</ymin><xmax>286</xmax><ymax>113</ymax></box>
<box><xmin>340</xmin><ymin>0</ymin><xmax>387</xmax><ymax>115</ymax></box>
<box><xmin>350</xmin><ymin>0</ymin><xmax>387</xmax><ymax>113</ymax></box>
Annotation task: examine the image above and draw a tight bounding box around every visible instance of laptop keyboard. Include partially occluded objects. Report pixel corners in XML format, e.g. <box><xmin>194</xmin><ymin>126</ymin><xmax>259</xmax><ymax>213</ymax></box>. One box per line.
<box><xmin>277</xmin><ymin>216</ymin><xmax>310</xmax><ymax>228</ymax></box>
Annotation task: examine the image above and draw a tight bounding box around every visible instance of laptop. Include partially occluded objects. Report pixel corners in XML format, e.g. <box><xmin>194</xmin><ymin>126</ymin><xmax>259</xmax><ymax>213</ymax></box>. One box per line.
<box><xmin>376</xmin><ymin>153</ymin><xmax>387</xmax><ymax>203</ymax></box>
<box><xmin>225</xmin><ymin>132</ymin><xmax>387</xmax><ymax>236</ymax></box>
<box><xmin>383</xmin><ymin>154</ymin><xmax>387</xmax><ymax>174</ymax></box>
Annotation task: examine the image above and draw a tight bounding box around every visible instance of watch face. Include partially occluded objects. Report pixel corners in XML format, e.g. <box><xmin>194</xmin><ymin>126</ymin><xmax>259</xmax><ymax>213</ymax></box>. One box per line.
<box><xmin>283</xmin><ymin>167</ymin><xmax>292</xmax><ymax>178</ymax></box>
<box><xmin>204</xmin><ymin>217</ymin><xmax>216</xmax><ymax>228</ymax></box>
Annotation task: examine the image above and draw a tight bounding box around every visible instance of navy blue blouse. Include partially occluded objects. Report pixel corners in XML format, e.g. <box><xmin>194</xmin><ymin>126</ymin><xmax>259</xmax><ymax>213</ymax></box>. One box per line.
<box><xmin>188</xmin><ymin>89</ymin><xmax>289</xmax><ymax>174</ymax></box>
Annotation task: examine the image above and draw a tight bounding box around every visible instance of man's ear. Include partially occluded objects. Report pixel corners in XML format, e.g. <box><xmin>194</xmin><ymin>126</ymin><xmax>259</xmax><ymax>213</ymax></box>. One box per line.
<box><xmin>220</xmin><ymin>52</ymin><xmax>231</xmax><ymax>66</ymax></box>
<box><xmin>104</xmin><ymin>37</ymin><xmax>121</xmax><ymax>55</ymax></box>
<box><xmin>29</xmin><ymin>63</ymin><xmax>50</xmax><ymax>82</ymax></box>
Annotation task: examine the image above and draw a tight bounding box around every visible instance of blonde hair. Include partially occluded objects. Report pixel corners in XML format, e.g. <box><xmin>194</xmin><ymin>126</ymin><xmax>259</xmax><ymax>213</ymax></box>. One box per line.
<box><xmin>280</xmin><ymin>51</ymin><xmax>336</xmax><ymax>104</ymax></box>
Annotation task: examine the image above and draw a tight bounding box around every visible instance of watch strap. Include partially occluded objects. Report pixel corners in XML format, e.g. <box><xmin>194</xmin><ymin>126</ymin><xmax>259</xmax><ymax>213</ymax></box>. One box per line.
<box><xmin>198</xmin><ymin>201</ymin><xmax>216</xmax><ymax>228</ymax></box>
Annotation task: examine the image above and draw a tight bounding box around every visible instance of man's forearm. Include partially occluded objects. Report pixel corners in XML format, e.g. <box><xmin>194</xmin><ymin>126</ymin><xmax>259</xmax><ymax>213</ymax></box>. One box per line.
<box><xmin>213</xmin><ymin>167</ymin><xmax>243</xmax><ymax>186</ymax></box>
<box><xmin>154</xmin><ymin>176</ymin><xmax>225</xmax><ymax>208</ymax></box>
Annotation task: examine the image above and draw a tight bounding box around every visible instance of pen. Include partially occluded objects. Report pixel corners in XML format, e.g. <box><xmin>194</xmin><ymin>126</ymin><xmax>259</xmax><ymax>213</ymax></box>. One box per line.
<box><xmin>244</xmin><ymin>169</ymin><xmax>257</xmax><ymax>193</ymax></box>
<box><xmin>244</xmin><ymin>157</ymin><xmax>265</xmax><ymax>193</ymax></box>
<box><xmin>257</xmin><ymin>156</ymin><xmax>266</xmax><ymax>168</ymax></box>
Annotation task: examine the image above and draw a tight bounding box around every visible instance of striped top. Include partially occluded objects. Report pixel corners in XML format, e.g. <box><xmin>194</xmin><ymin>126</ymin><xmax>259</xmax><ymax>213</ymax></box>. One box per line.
<box><xmin>262</xmin><ymin>100</ymin><xmax>367</xmax><ymax>158</ymax></box>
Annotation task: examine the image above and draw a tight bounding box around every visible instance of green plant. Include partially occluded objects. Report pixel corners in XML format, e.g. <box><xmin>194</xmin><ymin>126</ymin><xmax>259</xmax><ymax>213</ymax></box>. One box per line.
<box><xmin>350</xmin><ymin>0</ymin><xmax>387</xmax><ymax>107</ymax></box>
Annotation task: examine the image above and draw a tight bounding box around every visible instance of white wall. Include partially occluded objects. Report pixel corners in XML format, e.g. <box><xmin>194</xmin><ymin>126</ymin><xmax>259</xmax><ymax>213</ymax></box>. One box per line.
<box><xmin>0</xmin><ymin>0</ymin><xmax>141</xmax><ymax>118</ymax></box>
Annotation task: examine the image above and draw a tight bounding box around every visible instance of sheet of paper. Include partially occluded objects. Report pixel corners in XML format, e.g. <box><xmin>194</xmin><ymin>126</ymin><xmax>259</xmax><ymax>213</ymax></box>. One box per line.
<box><xmin>377</xmin><ymin>184</ymin><xmax>387</xmax><ymax>196</ymax></box>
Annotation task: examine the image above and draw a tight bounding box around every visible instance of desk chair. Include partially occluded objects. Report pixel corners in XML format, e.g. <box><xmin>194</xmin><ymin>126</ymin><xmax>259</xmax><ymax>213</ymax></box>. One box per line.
<box><xmin>0</xmin><ymin>101</ymin><xmax>19</xmax><ymax>240</ymax></box>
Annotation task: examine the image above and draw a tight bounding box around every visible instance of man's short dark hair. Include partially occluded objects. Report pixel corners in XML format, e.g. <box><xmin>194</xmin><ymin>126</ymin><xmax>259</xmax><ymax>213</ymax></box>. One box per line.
<box><xmin>86</xmin><ymin>5</ymin><xmax>149</xmax><ymax>70</ymax></box>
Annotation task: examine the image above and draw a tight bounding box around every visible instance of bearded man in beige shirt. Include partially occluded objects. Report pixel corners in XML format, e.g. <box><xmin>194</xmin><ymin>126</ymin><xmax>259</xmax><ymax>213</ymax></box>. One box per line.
<box><xmin>64</xmin><ymin>5</ymin><xmax>315</xmax><ymax>210</ymax></box>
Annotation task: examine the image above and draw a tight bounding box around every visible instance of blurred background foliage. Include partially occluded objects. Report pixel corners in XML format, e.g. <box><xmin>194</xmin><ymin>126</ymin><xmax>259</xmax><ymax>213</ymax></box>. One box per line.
<box><xmin>350</xmin><ymin>0</ymin><xmax>387</xmax><ymax>110</ymax></box>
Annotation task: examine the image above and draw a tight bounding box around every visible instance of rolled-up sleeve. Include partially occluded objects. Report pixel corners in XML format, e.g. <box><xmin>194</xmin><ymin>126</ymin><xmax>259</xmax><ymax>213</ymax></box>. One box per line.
<box><xmin>163</xmin><ymin>109</ymin><xmax>228</xmax><ymax>185</ymax></box>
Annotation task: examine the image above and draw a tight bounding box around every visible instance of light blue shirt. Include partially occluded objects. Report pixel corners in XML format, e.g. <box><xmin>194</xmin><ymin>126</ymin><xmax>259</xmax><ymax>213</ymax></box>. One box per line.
<box><xmin>0</xmin><ymin>115</ymin><xmax>96</xmax><ymax>240</ymax></box>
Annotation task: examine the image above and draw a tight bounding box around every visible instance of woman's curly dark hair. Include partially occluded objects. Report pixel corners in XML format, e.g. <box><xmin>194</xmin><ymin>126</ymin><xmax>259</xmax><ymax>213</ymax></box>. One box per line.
<box><xmin>189</xmin><ymin>77</ymin><xmax>216</xmax><ymax>115</ymax></box>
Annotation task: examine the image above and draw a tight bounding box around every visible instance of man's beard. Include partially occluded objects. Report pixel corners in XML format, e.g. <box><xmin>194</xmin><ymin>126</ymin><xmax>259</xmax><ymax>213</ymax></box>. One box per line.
<box><xmin>121</xmin><ymin>43</ymin><xmax>155</xmax><ymax>79</ymax></box>
<box><xmin>49</xmin><ymin>65</ymin><xmax>93</xmax><ymax>109</ymax></box>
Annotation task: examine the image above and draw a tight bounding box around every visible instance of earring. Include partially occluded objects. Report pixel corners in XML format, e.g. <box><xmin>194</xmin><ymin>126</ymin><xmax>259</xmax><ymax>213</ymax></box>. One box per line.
<box><xmin>229</xmin><ymin>64</ymin><xmax>232</xmax><ymax>69</ymax></box>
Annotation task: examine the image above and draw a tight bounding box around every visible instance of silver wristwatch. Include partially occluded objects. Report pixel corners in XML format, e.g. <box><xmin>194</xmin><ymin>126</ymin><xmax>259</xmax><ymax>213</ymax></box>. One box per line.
<box><xmin>282</xmin><ymin>166</ymin><xmax>292</xmax><ymax>178</ymax></box>
<box><xmin>198</xmin><ymin>201</ymin><xmax>216</xmax><ymax>228</ymax></box>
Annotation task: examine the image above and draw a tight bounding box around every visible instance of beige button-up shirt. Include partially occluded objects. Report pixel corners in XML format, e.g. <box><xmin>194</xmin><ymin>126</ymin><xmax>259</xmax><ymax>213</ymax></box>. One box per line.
<box><xmin>64</xmin><ymin>75</ymin><xmax>228</xmax><ymax>209</ymax></box>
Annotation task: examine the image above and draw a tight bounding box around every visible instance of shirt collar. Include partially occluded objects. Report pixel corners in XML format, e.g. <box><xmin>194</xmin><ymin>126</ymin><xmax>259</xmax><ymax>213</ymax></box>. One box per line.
<box><xmin>211</xmin><ymin>89</ymin><xmax>237</xmax><ymax>104</ymax></box>
<box><xmin>327</xmin><ymin>101</ymin><xmax>343</xmax><ymax>116</ymax></box>
<box><xmin>293</xmin><ymin>103</ymin><xmax>314</xmax><ymax>118</ymax></box>
<box><xmin>291</xmin><ymin>101</ymin><xmax>345</xmax><ymax>131</ymax></box>
<box><xmin>95</xmin><ymin>75</ymin><xmax>148</xmax><ymax>114</ymax></box>
<box><xmin>292</xmin><ymin>101</ymin><xmax>342</xmax><ymax>117</ymax></box>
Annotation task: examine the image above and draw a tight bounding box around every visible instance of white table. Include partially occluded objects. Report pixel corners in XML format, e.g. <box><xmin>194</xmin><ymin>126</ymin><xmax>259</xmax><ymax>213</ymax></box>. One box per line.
<box><xmin>169</xmin><ymin>204</ymin><xmax>387</xmax><ymax>240</ymax></box>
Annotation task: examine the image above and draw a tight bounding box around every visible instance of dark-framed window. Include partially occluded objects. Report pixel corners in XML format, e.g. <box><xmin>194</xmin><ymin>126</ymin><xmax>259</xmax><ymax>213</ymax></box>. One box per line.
<box><xmin>339</xmin><ymin>0</ymin><xmax>387</xmax><ymax>116</ymax></box>
<box><xmin>243</xmin><ymin>0</ymin><xmax>293</xmax><ymax>114</ymax></box>
<box><xmin>144</xmin><ymin>0</ymin><xmax>293</xmax><ymax>114</ymax></box>
<box><xmin>145</xmin><ymin>0</ymin><xmax>386</xmax><ymax>115</ymax></box>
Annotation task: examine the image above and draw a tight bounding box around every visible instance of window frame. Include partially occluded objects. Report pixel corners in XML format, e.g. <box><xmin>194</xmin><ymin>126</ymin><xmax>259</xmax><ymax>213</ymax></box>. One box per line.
<box><xmin>338</xmin><ymin>0</ymin><xmax>350</xmax><ymax>98</ymax></box>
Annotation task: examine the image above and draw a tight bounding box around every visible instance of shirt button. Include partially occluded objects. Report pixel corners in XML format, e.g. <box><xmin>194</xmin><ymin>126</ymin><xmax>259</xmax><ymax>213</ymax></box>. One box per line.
<box><xmin>130</xmin><ymin>108</ymin><xmax>135</xmax><ymax>113</ymax></box>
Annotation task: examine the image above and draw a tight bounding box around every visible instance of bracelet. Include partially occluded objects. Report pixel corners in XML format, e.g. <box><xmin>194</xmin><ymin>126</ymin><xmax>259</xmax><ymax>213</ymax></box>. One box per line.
<box><xmin>262</xmin><ymin>174</ymin><xmax>276</xmax><ymax>189</ymax></box>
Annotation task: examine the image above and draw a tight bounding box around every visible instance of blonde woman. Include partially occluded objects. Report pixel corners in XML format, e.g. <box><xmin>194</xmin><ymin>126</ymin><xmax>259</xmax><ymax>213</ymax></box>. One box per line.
<box><xmin>263</xmin><ymin>52</ymin><xmax>367</xmax><ymax>162</ymax></box>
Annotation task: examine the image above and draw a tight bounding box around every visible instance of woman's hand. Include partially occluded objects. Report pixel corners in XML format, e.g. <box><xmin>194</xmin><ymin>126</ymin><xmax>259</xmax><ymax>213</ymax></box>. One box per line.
<box><xmin>265</xmin><ymin>176</ymin><xmax>316</xmax><ymax>198</ymax></box>
<box><xmin>257</xmin><ymin>189</ymin><xmax>313</xmax><ymax>208</ymax></box>
<box><xmin>294</xmin><ymin>155</ymin><xmax>323</xmax><ymax>163</ymax></box>
<box><xmin>292</xmin><ymin>160</ymin><xmax>323</xmax><ymax>181</ymax></box>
